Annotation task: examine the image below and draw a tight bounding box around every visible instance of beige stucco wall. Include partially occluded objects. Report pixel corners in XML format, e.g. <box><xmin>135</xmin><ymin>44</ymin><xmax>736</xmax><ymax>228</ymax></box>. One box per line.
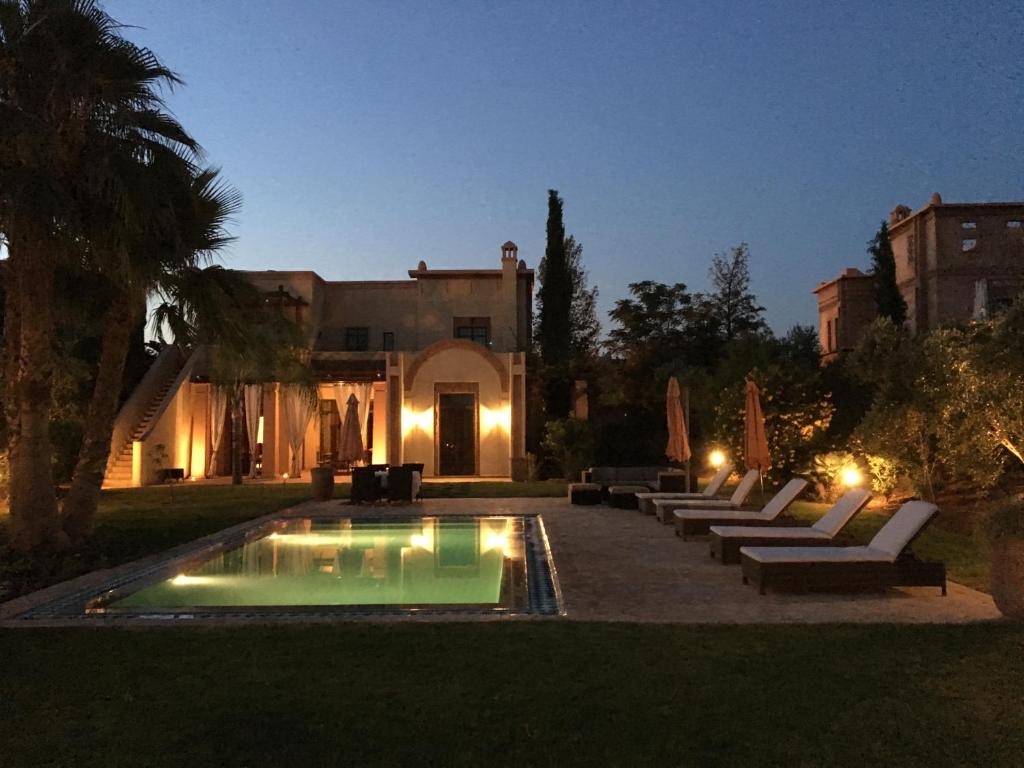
<box><xmin>401</xmin><ymin>346</ymin><xmax>511</xmax><ymax>477</ymax></box>
<box><xmin>136</xmin><ymin>368</ymin><xmax>196</xmax><ymax>485</ymax></box>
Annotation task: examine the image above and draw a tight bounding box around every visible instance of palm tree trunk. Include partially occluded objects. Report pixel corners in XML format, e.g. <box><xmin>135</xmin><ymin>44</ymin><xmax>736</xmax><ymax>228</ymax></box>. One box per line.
<box><xmin>231</xmin><ymin>386</ymin><xmax>243</xmax><ymax>485</ymax></box>
<box><xmin>4</xmin><ymin>238</ymin><xmax>64</xmax><ymax>552</ymax></box>
<box><xmin>61</xmin><ymin>289</ymin><xmax>140</xmax><ymax>543</ymax></box>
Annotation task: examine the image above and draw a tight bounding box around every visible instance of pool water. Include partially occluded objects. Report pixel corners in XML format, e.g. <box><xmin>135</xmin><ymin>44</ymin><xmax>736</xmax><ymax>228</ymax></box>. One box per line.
<box><xmin>98</xmin><ymin>516</ymin><xmax>532</xmax><ymax>613</ymax></box>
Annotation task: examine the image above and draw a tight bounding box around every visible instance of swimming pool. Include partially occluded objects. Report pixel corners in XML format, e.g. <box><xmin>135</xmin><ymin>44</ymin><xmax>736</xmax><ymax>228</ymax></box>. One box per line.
<box><xmin>17</xmin><ymin>513</ymin><xmax>561</xmax><ymax>620</ymax></box>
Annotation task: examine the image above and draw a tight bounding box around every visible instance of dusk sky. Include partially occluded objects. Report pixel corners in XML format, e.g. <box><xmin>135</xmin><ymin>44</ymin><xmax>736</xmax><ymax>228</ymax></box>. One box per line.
<box><xmin>107</xmin><ymin>0</ymin><xmax>1023</xmax><ymax>334</ymax></box>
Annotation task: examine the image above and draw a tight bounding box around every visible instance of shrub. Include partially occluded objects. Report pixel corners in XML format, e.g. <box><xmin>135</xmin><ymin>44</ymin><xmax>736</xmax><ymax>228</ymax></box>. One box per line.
<box><xmin>984</xmin><ymin>498</ymin><xmax>1024</xmax><ymax>543</ymax></box>
<box><xmin>542</xmin><ymin>418</ymin><xmax>596</xmax><ymax>481</ymax></box>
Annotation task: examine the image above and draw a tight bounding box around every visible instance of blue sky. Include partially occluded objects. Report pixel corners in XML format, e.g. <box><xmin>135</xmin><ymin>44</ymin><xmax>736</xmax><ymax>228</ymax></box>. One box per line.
<box><xmin>107</xmin><ymin>0</ymin><xmax>1023</xmax><ymax>333</ymax></box>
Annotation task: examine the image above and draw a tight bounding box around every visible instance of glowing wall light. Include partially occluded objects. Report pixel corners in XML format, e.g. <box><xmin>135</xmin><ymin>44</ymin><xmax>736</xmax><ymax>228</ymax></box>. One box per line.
<box><xmin>401</xmin><ymin>406</ymin><xmax>434</xmax><ymax>438</ymax></box>
<box><xmin>479</xmin><ymin>404</ymin><xmax>511</xmax><ymax>436</ymax></box>
<box><xmin>708</xmin><ymin>450</ymin><xmax>727</xmax><ymax>469</ymax></box>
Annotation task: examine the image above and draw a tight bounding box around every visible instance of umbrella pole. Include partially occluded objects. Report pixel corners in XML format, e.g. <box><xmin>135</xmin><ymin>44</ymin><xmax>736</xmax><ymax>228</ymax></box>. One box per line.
<box><xmin>684</xmin><ymin>387</ymin><xmax>691</xmax><ymax>493</ymax></box>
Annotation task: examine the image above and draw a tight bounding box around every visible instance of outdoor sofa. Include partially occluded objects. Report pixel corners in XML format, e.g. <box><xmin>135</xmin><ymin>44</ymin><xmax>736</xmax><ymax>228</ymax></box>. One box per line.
<box><xmin>708</xmin><ymin>487</ymin><xmax>872</xmax><ymax>564</ymax></box>
<box><xmin>635</xmin><ymin>463</ymin><xmax>735</xmax><ymax>515</ymax></box>
<box><xmin>581</xmin><ymin>466</ymin><xmax>671</xmax><ymax>495</ymax></box>
<box><xmin>654</xmin><ymin>469</ymin><xmax>761</xmax><ymax>525</ymax></box>
<box><xmin>740</xmin><ymin>500</ymin><xmax>946</xmax><ymax>595</ymax></box>
<box><xmin>671</xmin><ymin>477</ymin><xmax>808</xmax><ymax>538</ymax></box>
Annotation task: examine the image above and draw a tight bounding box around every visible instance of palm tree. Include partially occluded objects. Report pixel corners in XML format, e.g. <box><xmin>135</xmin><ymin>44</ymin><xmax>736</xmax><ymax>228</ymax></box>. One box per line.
<box><xmin>60</xmin><ymin>168</ymin><xmax>240</xmax><ymax>542</ymax></box>
<box><xmin>0</xmin><ymin>0</ymin><xmax>199</xmax><ymax>550</ymax></box>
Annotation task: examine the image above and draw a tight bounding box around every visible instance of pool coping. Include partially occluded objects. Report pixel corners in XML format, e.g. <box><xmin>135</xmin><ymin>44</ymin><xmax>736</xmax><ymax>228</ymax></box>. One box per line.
<box><xmin>0</xmin><ymin>502</ymin><xmax>566</xmax><ymax>626</ymax></box>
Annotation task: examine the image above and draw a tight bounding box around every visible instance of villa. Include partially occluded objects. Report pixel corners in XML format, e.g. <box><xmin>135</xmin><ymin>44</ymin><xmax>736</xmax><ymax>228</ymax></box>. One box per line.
<box><xmin>103</xmin><ymin>242</ymin><xmax>534</xmax><ymax>487</ymax></box>
<box><xmin>814</xmin><ymin>194</ymin><xmax>1024</xmax><ymax>361</ymax></box>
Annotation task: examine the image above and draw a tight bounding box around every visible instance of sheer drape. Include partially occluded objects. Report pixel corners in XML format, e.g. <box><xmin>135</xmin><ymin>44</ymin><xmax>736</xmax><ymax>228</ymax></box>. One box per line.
<box><xmin>284</xmin><ymin>385</ymin><xmax>317</xmax><ymax>477</ymax></box>
<box><xmin>243</xmin><ymin>384</ymin><xmax>262</xmax><ymax>478</ymax></box>
<box><xmin>207</xmin><ymin>386</ymin><xmax>229</xmax><ymax>477</ymax></box>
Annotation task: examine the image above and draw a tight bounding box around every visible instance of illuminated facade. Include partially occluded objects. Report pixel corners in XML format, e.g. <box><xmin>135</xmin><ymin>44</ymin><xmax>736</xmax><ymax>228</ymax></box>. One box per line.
<box><xmin>104</xmin><ymin>242</ymin><xmax>533</xmax><ymax>486</ymax></box>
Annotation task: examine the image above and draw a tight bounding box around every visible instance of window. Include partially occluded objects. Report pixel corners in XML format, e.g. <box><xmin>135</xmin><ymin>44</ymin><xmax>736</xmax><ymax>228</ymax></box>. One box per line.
<box><xmin>1008</xmin><ymin>220</ymin><xmax>1022</xmax><ymax>229</ymax></box>
<box><xmin>962</xmin><ymin>239</ymin><xmax>977</xmax><ymax>252</ymax></box>
<box><xmin>826</xmin><ymin>319</ymin><xmax>834</xmax><ymax>352</ymax></box>
<box><xmin>381</xmin><ymin>332</ymin><xmax>395</xmax><ymax>351</ymax></box>
<box><xmin>454</xmin><ymin>317</ymin><xmax>491</xmax><ymax>346</ymax></box>
<box><xmin>344</xmin><ymin>327</ymin><xmax>369</xmax><ymax>351</ymax></box>
<box><xmin>961</xmin><ymin>221</ymin><xmax>977</xmax><ymax>230</ymax></box>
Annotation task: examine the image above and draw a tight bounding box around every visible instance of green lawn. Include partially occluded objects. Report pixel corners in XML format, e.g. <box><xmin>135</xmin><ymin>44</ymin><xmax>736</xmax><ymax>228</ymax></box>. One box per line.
<box><xmin>1</xmin><ymin>621</ymin><xmax>1022</xmax><ymax>767</ymax></box>
<box><xmin>0</xmin><ymin>480</ymin><xmax>566</xmax><ymax>600</ymax></box>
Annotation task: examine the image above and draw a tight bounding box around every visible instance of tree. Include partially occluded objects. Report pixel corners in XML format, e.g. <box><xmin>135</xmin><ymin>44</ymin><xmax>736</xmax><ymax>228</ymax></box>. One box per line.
<box><xmin>867</xmin><ymin>221</ymin><xmax>907</xmax><ymax>325</ymax></box>
<box><xmin>536</xmin><ymin>190</ymin><xmax>573</xmax><ymax>417</ymax></box>
<box><xmin>60</xmin><ymin>168</ymin><xmax>240</xmax><ymax>540</ymax></box>
<box><xmin>565</xmin><ymin>236</ymin><xmax>601</xmax><ymax>363</ymax></box>
<box><xmin>706</xmin><ymin>243</ymin><xmax>766</xmax><ymax>341</ymax></box>
<box><xmin>0</xmin><ymin>0</ymin><xmax>199</xmax><ymax>551</ymax></box>
<box><xmin>535</xmin><ymin>234</ymin><xmax>600</xmax><ymax>365</ymax></box>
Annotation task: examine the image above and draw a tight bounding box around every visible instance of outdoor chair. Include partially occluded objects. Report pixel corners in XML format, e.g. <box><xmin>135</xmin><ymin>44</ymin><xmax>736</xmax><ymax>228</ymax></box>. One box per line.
<box><xmin>671</xmin><ymin>477</ymin><xmax>808</xmax><ymax>538</ymax></box>
<box><xmin>740</xmin><ymin>500</ymin><xmax>946</xmax><ymax>595</ymax></box>
<box><xmin>636</xmin><ymin>463</ymin><xmax>735</xmax><ymax>515</ymax></box>
<box><xmin>654</xmin><ymin>469</ymin><xmax>761</xmax><ymax>525</ymax></box>
<box><xmin>403</xmin><ymin>463</ymin><xmax>425</xmax><ymax>499</ymax></box>
<box><xmin>387</xmin><ymin>466</ymin><xmax>415</xmax><ymax>503</ymax></box>
<box><xmin>350</xmin><ymin>466</ymin><xmax>379</xmax><ymax>504</ymax></box>
<box><xmin>708</xmin><ymin>488</ymin><xmax>872</xmax><ymax>564</ymax></box>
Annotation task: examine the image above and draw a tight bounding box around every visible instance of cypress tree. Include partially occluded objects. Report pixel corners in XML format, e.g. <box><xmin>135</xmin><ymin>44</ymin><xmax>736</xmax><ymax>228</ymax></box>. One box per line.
<box><xmin>867</xmin><ymin>221</ymin><xmax>907</xmax><ymax>325</ymax></box>
<box><xmin>537</xmin><ymin>190</ymin><xmax>573</xmax><ymax>417</ymax></box>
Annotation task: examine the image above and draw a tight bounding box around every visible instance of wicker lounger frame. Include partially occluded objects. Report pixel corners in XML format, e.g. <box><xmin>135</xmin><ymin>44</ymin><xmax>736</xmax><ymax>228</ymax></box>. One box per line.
<box><xmin>740</xmin><ymin>555</ymin><xmax>947</xmax><ymax>596</ymax></box>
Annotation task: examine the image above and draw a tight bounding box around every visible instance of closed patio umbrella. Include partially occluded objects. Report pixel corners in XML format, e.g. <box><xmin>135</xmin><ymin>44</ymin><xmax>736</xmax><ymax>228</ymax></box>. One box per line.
<box><xmin>743</xmin><ymin>379</ymin><xmax>770</xmax><ymax>473</ymax></box>
<box><xmin>665</xmin><ymin>377</ymin><xmax>691</xmax><ymax>464</ymax></box>
<box><xmin>338</xmin><ymin>393</ymin><xmax>364</xmax><ymax>464</ymax></box>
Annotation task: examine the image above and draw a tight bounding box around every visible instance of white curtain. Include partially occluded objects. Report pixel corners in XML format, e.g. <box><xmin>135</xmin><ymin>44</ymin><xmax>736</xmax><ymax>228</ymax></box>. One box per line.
<box><xmin>243</xmin><ymin>384</ymin><xmax>262</xmax><ymax>479</ymax></box>
<box><xmin>284</xmin><ymin>385</ymin><xmax>317</xmax><ymax>477</ymax></box>
<box><xmin>332</xmin><ymin>383</ymin><xmax>372</xmax><ymax>447</ymax></box>
<box><xmin>207</xmin><ymin>386</ymin><xmax>229</xmax><ymax>477</ymax></box>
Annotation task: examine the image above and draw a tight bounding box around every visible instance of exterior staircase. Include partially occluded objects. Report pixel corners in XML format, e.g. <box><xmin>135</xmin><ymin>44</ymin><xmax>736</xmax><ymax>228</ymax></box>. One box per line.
<box><xmin>103</xmin><ymin>347</ymin><xmax>185</xmax><ymax>488</ymax></box>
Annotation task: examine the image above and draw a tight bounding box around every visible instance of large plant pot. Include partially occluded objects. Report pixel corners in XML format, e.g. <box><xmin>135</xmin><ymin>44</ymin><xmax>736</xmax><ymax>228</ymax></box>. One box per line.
<box><xmin>310</xmin><ymin>466</ymin><xmax>335</xmax><ymax>501</ymax></box>
<box><xmin>991</xmin><ymin>539</ymin><xmax>1024</xmax><ymax>618</ymax></box>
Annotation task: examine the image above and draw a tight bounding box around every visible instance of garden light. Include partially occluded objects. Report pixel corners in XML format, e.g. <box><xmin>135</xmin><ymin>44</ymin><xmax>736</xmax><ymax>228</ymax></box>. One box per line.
<box><xmin>840</xmin><ymin>465</ymin><xmax>863</xmax><ymax>487</ymax></box>
<box><xmin>708</xmin><ymin>450</ymin><xmax>726</xmax><ymax>469</ymax></box>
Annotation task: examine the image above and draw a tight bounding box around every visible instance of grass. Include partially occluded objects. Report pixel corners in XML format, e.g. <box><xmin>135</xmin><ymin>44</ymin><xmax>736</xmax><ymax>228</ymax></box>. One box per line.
<box><xmin>0</xmin><ymin>479</ymin><xmax>566</xmax><ymax>600</ymax></box>
<box><xmin>1</xmin><ymin>621</ymin><xmax>1023</xmax><ymax>767</ymax></box>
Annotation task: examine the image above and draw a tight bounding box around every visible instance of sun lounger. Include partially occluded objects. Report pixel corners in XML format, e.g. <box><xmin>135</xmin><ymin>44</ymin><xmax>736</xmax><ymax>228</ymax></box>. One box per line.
<box><xmin>708</xmin><ymin>488</ymin><xmax>872</xmax><ymax>564</ymax></box>
<box><xmin>654</xmin><ymin>469</ymin><xmax>761</xmax><ymax>525</ymax></box>
<box><xmin>740</xmin><ymin>500</ymin><xmax>946</xmax><ymax>595</ymax></box>
<box><xmin>670</xmin><ymin>477</ymin><xmax>807</xmax><ymax>538</ymax></box>
<box><xmin>635</xmin><ymin>463</ymin><xmax>735</xmax><ymax>515</ymax></box>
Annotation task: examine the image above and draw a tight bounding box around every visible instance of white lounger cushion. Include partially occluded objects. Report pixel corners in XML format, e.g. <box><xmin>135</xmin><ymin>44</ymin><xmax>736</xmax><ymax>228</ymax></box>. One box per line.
<box><xmin>740</xmin><ymin>500</ymin><xmax>939</xmax><ymax>564</ymax></box>
<box><xmin>655</xmin><ymin>469</ymin><xmax>765</xmax><ymax>512</ymax></box>
<box><xmin>670</xmin><ymin>477</ymin><xmax>808</xmax><ymax>519</ymax></box>
<box><xmin>710</xmin><ymin>525</ymin><xmax>831</xmax><ymax>541</ymax></box>
<box><xmin>635</xmin><ymin>463</ymin><xmax>735</xmax><ymax>501</ymax></box>
<box><xmin>867</xmin><ymin>501</ymin><xmax>939</xmax><ymax>558</ymax></box>
<box><xmin>810</xmin><ymin>488</ymin><xmax>872</xmax><ymax>535</ymax></box>
<box><xmin>676</xmin><ymin>508</ymin><xmax>774</xmax><ymax>522</ymax></box>
<box><xmin>740</xmin><ymin>545</ymin><xmax>893</xmax><ymax>564</ymax></box>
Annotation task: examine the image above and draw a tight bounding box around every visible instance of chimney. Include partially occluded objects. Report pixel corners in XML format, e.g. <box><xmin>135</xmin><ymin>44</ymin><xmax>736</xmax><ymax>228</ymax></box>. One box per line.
<box><xmin>501</xmin><ymin>240</ymin><xmax>518</xmax><ymax>265</ymax></box>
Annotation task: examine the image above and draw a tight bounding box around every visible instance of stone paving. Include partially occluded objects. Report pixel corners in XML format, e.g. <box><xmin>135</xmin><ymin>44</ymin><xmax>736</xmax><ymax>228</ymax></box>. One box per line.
<box><xmin>1</xmin><ymin>495</ymin><xmax>1001</xmax><ymax>625</ymax></box>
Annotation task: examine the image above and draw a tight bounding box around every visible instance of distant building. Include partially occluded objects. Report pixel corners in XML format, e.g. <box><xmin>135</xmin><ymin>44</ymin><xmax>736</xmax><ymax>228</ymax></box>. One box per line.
<box><xmin>815</xmin><ymin>194</ymin><xmax>1024</xmax><ymax>361</ymax></box>
<box><xmin>812</xmin><ymin>268</ymin><xmax>876</xmax><ymax>364</ymax></box>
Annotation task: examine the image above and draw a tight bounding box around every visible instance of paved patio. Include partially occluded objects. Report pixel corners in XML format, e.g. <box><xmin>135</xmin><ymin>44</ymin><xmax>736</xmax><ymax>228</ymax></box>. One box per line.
<box><xmin>1</xmin><ymin>496</ymin><xmax>1001</xmax><ymax>625</ymax></box>
<box><xmin>322</xmin><ymin>496</ymin><xmax>996</xmax><ymax>624</ymax></box>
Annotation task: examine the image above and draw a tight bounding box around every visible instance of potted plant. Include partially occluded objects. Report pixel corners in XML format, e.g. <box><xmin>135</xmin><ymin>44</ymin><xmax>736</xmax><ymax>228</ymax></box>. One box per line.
<box><xmin>986</xmin><ymin>498</ymin><xmax>1024</xmax><ymax>618</ymax></box>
